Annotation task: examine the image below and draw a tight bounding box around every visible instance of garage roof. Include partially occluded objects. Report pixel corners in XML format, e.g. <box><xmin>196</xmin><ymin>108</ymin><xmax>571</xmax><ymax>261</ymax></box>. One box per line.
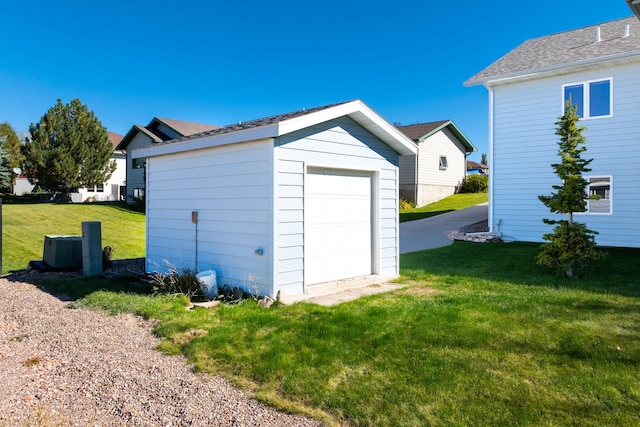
<box><xmin>133</xmin><ymin>100</ymin><xmax>417</xmax><ymax>158</ymax></box>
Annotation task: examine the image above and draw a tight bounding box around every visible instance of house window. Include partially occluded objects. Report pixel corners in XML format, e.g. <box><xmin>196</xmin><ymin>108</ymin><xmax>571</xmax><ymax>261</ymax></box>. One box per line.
<box><xmin>586</xmin><ymin>176</ymin><xmax>612</xmax><ymax>214</ymax></box>
<box><xmin>563</xmin><ymin>78</ymin><xmax>612</xmax><ymax>119</ymax></box>
<box><xmin>133</xmin><ymin>157</ymin><xmax>146</xmax><ymax>169</ymax></box>
<box><xmin>439</xmin><ymin>156</ymin><xmax>448</xmax><ymax>171</ymax></box>
<box><xmin>133</xmin><ymin>188</ymin><xmax>145</xmax><ymax>201</ymax></box>
<box><xmin>96</xmin><ymin>184</ymin><xmax>104</xmax><ymax>192</ymax></box>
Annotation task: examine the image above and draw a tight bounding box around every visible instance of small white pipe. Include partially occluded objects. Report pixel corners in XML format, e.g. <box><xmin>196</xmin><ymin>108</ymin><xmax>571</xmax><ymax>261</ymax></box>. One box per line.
<box><xmin>595</xmin><ymin>27</ymin><xmax>601</xmax><ymax>43</ymax></box>
<box><xmin>623</xmin><ymin>24</ymin><xmax>630</xmax><ymax>38</ymax></box>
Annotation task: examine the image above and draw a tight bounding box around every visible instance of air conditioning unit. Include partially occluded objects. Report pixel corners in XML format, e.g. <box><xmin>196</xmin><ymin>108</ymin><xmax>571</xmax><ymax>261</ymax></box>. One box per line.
<box><xmin>43</xmin><ymin>235</ymin><xmax>83</xmax><ymax>269</ymax></box>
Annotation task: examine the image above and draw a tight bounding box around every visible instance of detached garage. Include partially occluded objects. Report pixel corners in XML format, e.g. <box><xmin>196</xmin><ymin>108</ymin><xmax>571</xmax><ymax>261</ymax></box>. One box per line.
<box><xmin>133</xmin><ymin>100</ymin><xmax>417</xmax><ymax>299</ymax></box>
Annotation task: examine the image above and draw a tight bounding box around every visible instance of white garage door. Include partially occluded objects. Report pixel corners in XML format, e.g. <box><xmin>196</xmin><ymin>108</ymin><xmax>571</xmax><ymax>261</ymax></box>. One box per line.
<box><xmin>305</xmin><ymin>168</ymin><xmax>372</xmax><ymax>285</ymax></box>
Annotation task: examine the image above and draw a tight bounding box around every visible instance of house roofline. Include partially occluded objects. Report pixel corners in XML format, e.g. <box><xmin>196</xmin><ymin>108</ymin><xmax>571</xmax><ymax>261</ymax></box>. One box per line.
<box><xmin>133</xmin><ymin>100</ymin><xmax>418</xmax><ymax>159</ymax></box>
<box><xmin>465</xmin><ymin>49</ymin><xmax>640</xmax><ymax>87</ymax></box>
<box><xmin>115</xmin><ymin>125</ymin><xmax>163</xmax><ymax>150</ymax></box>
<box><xmin>417</xmin><ymin>120</ymin><xmax>477</xmax><ymax>153</ymax></box>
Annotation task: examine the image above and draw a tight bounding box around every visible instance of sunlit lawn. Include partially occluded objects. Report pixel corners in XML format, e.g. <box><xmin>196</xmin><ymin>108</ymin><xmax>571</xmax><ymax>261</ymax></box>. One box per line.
<box><xmin>48</xmin><ymin>241</ymin><xmax>640</xmax><ymax>426</ymax></box>
<box><xmin>1</xmin><ymin>202</ymin><xmax>145</xmax><ymax>274</ymax></box>
<box><xmin>400</xmin><ymin>193</ymin><xmax>488</xmax><ymax>223</ymax></box>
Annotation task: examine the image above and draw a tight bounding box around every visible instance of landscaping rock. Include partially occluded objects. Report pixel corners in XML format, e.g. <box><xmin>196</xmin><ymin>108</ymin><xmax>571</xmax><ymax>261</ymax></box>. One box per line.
<box><xmin>258</xmin><ymin>296</ymin><xmax>274</xmax><ymax>308</ymax></box>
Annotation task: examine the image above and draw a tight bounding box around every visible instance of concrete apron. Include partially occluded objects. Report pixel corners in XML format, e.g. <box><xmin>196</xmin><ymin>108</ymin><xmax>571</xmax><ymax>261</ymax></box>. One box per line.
<box><xmin>281</xmin><ymin>275</ymin><xmax>405</xmax><ymax>307</ymax></box>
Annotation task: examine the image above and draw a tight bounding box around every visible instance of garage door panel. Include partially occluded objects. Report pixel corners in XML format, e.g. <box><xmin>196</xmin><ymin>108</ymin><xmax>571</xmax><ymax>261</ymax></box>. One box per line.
<box><xmin>306</xmin><ymin>168</ymin><xmax>372</xmax><ymax>285</ymax></box>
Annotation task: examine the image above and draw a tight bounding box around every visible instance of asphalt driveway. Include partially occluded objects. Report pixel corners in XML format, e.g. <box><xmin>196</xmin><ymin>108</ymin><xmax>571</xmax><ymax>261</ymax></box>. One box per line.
<box><xmin>400</xmin><ymin>203</ymin><xmax>488</xmax><ymax>254</ymax></box>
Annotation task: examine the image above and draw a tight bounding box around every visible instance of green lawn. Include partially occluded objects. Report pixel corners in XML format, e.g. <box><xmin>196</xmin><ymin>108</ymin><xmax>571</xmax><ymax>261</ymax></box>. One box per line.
<box><xmin>56</xmin><ymin>241</ymin><xmax>640</xmax><ymax>426</ymax></box>
<box><xmin>400</xmin><ymin>193</ymin><xmax>488</xmax><ymax>223</ymax></box>
<box><xmin>6</xmin><ymin>201</ymin><xmax>639</xmax><ymax>425</ymax></box>
<box><xmin>1</xmin><ymin>202</ymin><xmax>145</xmax><ymax>274</ymax></box>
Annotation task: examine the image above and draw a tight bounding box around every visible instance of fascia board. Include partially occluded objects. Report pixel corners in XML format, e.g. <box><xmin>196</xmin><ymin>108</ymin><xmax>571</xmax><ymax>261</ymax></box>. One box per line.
<box><xmin>132</xmin><ymin>124</ymin><xmax>279</xmax><ymax>158</ymax></box>
<box><xmin>277</xmin><ymin>100</ymin><xmax>417</xmax><ymax>156</ymax></box>
<box><xmin>134</xmin><ymin>100</ymin><xmax>417</xmax><ymax>158</ymax></box>
<box><xmin>417</xmin><ymin>121</ymin><xmax>476</xmax><ymax>153</ymax></box>
<box><xmin>115</xmin><ymin>125</ymin><xmax>160</xmax><ymax>150</ymax></box>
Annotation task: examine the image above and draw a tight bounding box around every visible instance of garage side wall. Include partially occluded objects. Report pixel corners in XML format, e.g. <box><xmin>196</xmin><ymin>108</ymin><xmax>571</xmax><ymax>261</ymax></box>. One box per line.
<box><xmin>145</xmin><ymin>138</ymin><xmax>274</xmax><ymax>297</ymax></box>
<box><xmin>273</xmin><ymin>117</ymin><xmax>400</xmax><ymax>295</ymax></box>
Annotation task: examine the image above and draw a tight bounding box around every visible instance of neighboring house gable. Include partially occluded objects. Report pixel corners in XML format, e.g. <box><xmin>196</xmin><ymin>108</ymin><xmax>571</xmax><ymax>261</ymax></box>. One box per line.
<box><xmin>397</xmin><ymin>120</ymin><xmax>476</xmax><ymax>206</ymax></box>
<box><xmin>627</xmin><ymin>0</ymin><xmax>640</xmax><ymax>21</ymax></box>
<box><xmin>465</xmin><ymin>16</ymin><xmax>640</xmax><ymax>247</ymax></box>
<box><xmin>116</xmin><ymin>118</ymin><xmax>219</xmax><ymax>203</ymax></box>
<box><xmin>133</xmin><ymin>100</ymin><xmax>416</xmax><ymax>299</ymax></box>
<box><xmin>466</xmin><ymin>160</ymin><xmax>488</xmax><ymax>175</ymax></box>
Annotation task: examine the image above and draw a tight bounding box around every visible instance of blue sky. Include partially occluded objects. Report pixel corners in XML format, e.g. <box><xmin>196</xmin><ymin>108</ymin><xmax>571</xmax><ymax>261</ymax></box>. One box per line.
<box><xmin>0</xmin><ymin>1</ymin><xmax>633</xmax><ymax>161</ymax></box>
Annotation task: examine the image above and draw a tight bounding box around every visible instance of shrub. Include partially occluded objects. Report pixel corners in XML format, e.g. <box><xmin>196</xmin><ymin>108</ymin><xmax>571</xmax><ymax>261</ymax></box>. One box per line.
<box><xmin>459</xmin><ymin>174</ymin><xmax>488</xmax><ymax>193</ymax></box>
<box><xmin>102</xmin><ymin>246</ymin><xmax>115</xmax><ymax>269</ymax></box>
<box><xmin>399</xmin><ymin>198</ymin><xmax>415</xmax><ymax>210</ymax></box>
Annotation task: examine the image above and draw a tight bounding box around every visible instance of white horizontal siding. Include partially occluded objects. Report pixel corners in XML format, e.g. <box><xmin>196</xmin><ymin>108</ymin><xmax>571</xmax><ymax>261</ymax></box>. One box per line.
<box><xmin>274</xmin><ymin>117</ymin><xmax>400</xmax><ymax>292</ymax></box>
<box><xmin>146</xmin><ymin>139</ymin><xmax>275</xmax><ymax>296</ymax></box>
<box><xmin>399</xmin><ymin>154</ymin><xmax>416</xmax><ymax>185</ymax></box>
<box><xmin>492</xmin><ymin>61</ymin><xmax>640</xmax><ymax>247</ymax></box>
<box><xmin>379</xmin><ymin>167</ymin><xmax>399</xmax><ymax>278</ymax></box>
<box><xmin>77</xmin><ymin>155</ymin><xmax>126</xmax><ymax>202</ymax></box>
<box><xmin>417</xmin><ymin>128</ymin><xmax>467</xmax><ymax>187</ymax></box>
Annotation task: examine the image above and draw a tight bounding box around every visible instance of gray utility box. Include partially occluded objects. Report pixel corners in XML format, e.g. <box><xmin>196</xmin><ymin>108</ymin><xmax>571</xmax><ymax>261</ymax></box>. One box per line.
<box><xmin>43</xmin><ymin>235</ymin><xmax>83</xmax><ymax>269</ymax></box>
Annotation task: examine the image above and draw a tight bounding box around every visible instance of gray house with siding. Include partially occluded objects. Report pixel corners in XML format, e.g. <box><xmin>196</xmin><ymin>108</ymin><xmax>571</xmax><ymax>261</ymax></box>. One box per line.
<box><xmin>133</xmin><ymin>100</ymin><xmax>417</xmax><ymax>299</ymax></box>
<box><xmin>465</xmin><ymin>16</ymin><xmax>640</xmax><ymax>247</ymax></box>
<box><xmin>116</xmin><ymin>117</ymin><xmax>219</xmax><ymax>203</ymax></box>
<box><xmin>397</xmin><ymin>120</ymin><xmax>476</xmax><ymax>206</ymax></box>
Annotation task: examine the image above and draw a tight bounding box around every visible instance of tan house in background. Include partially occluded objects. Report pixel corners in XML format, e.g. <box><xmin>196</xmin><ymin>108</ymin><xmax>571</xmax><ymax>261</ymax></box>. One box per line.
<box><xmin>397</xmin><ymin>120</ymin><xmax>476</xmax><ymax>206</ymax></box>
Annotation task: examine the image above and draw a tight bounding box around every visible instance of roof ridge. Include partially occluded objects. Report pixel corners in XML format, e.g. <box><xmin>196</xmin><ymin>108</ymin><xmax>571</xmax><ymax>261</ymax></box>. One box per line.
<box><xmin>528</xmin><ymin>16</ymin><xmax>636</xmax><ymax>40</ymax></box>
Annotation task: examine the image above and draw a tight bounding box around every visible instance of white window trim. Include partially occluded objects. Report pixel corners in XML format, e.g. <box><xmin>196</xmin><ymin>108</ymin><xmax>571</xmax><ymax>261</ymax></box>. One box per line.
<box><xmin>576</xmin><ymin>174</ymin><xmax>613</xmax><ymax>216</ymax></box>
<box><xmin>439</xmin><ymin>155</ymin><xmax>448</xmax><ymax>171</ymax></box>
<box><xmin>561</xmin><ymin>77</ymin><xmax>613</xmax><ymax>120</ymax></box>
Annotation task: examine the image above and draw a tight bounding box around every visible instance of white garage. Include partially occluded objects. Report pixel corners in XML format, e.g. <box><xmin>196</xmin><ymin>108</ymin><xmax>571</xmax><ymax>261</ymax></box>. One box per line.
<box><xmin>134</xmin><ymin>100</ymin><xmax>416</xmax><ymax>299</ymax></box>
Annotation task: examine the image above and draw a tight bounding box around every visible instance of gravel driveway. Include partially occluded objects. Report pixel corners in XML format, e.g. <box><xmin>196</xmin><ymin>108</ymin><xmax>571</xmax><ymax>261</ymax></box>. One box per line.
<box><xmin>0</xmin><ymin>278</ymin><xmax>320</xmax><ymax>426</ymax></box>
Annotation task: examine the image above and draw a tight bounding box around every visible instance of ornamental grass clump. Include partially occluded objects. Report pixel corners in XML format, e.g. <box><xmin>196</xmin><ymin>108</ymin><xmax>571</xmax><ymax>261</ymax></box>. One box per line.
<box><xmin>151</xmin><ymin>262</ymin><xmax>203</xmax><ymax>300</ymax></box>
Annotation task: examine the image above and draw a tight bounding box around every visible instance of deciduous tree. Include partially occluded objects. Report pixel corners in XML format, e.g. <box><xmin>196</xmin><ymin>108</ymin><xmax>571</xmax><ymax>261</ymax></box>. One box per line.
<box><xmin>0</xmin><ymin>122</ymin><xmax>25</xmax><ymax>171</ymax></box>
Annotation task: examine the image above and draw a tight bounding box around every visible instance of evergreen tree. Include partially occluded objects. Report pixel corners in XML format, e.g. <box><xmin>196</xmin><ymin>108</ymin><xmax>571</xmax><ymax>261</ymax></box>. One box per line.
<box><xmin>537</xmin><ymin>101</ymin><xmax>605</xmax><ymax>277</ymax></box>
<box><xmin>0</xmin><ymin>122</ymin><xmax>25</xmax><ymax>171</ymax></box>
<box><xmin>24</xmin><ymin>99</ymin><xmax>116</xmax><ymax>196</ymax></box>
<box><xmin>481</xmin><ymin>152</ymin><xmax>488</xmax><ymax>165</ymax></box>
<box><xmin>0</xmin><ymin>147</ymin><xmax>11</xmax><ymax>192</ymax></box>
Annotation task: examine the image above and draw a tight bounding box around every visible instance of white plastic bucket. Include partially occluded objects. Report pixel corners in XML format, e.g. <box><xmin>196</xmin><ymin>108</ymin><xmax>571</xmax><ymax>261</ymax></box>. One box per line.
<box><xmin>196</xmin><ymin>270</ymin><xmax>218</xmax><ymax>300</ymax></box>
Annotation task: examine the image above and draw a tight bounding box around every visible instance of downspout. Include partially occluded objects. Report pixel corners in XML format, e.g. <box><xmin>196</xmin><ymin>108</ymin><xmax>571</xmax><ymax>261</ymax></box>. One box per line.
<box><xmin>414</xmin><ymin>148</ymin><xmax>418</xmax><ymax>206</ymax></box>
<box><xmin>487</xmin><ymin>85</ymin><xmax>496</xmax><ymax>236</ymax></box>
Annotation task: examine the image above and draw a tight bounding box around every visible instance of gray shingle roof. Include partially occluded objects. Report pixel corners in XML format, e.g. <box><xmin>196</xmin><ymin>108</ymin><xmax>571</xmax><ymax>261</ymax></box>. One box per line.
<box><xmin>397</xmin><ymin>120</ymin><xmax>476</xmax><ymax>153</ymax></box>
<box><xmin>466</xmin><ymin>17</ymin><xmax>640</xmax><ymax>86</ymax></box>
<box><xmin>170</xmin><ymin>101</ymin><xmax>352</xmax><ymax>144</ymax></box>
<box><xmin>116</xmin><ymin>118</ymin><xmax>219</xmax><ymax>150</ymax></box>
<box><xmin>155</xmin><ymin>118</ymin><xmax>220</xmax><ymax>136</ymax></box>
<box><xmin>397</xmin><ymin>121</ymin><xmax>449</xmax><ymax>141</ymax></box>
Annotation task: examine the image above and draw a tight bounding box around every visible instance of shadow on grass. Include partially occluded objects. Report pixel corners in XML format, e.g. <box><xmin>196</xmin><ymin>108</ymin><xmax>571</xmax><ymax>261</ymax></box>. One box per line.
<box><xmin>0</xmin><ymin>196</ymin><xmax>145</xmax><ymax>214</ymax></box>
<box><xmin>399</xmin><ymin>210</ymin><xmax>453</xmax><ymax>223</ymax></box>
<box><xmin>5</xmin><ymin>259</ymin><xmax>152</xmax><ymax>302</ymax></box>
<box><xmin>400</xmin><ymin>241</ymin><xmax>640</xmax><ymax>298</ymax></box>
